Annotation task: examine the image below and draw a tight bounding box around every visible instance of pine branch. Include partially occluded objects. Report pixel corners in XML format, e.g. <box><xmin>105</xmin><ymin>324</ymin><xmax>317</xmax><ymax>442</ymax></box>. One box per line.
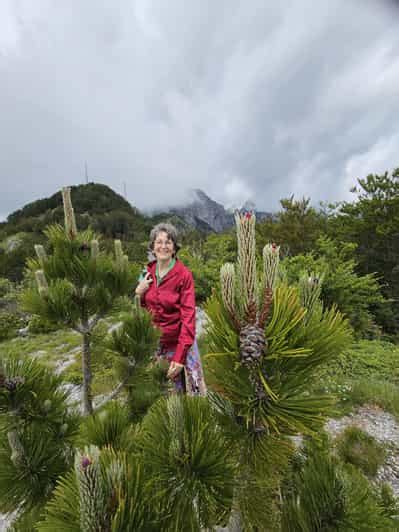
<box><xmin>93</xmin><ymin>375</ymin><xmax>130</xmax><ymax>412</ymax></box>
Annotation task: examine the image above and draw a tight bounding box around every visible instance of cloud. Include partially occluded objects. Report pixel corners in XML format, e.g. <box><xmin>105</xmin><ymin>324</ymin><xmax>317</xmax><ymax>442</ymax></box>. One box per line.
<box><xmin>0</xmin><ymin>0</ymin><xmax>399</xmax><ymax>218</ymax></box>
<box><xmin>344</xmin><ymin>134</ymin><xmax>399</xmax><ymax>190</ymax></box>
<box><xmin>223</xmin><ymin>176</ymin><xmax>253</xmax><ymax>209</ymax></box>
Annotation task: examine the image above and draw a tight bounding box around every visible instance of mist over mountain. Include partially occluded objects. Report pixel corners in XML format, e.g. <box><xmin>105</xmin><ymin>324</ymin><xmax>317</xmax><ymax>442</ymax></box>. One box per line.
<box><xmin>166</xmin><ymin>188</ymin><xmax>272</xmax><ymax>232</ymax></box>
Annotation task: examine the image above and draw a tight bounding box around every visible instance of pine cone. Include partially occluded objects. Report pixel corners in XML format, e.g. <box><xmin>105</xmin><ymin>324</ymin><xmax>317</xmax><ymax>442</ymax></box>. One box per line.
<box><xmin>239</xmin><ymin>324</ymin><xmax>266</xmax><ymax>366</ymax></box>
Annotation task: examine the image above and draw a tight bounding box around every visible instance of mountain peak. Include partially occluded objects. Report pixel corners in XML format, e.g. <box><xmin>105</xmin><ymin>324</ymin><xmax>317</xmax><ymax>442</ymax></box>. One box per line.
<box><xmin>169</xmin><ymin>189</ymin><xmax>233</xmax><ymax>233</ymax></box>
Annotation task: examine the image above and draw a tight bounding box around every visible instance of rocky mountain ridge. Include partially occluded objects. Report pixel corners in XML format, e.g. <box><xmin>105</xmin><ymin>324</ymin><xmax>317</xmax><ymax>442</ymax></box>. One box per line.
<box><xmin>167</xmin><ymin>188</ymin><xmax>272</xmax><ymax>232</ymax></box>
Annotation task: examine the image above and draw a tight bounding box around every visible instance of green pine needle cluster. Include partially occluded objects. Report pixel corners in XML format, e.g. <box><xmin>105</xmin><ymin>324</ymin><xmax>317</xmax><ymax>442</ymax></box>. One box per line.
<box><xmin>281</xmin><ymin>437</ymin><xmax>396</xmax><ymax>531</ymax></box>
<box><xmin>205</xmin><ymin>282</ymin><xmax>352</xmax><ymax>438</ymax></box>
<box><xmin>0</xmin><ymin>355</ymin><xmax>79</xmax><ymax>514</ymax></box>
<box><xmin>21</xmin><ymin>225</ymin><xmax>136</xmax><ymax>328</ymax></box>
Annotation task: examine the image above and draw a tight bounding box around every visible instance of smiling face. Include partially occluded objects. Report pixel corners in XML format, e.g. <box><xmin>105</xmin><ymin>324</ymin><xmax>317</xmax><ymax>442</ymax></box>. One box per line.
<box><xmin>153</xmin><ymin>230</ymin><xmax>175</xmax><ymax>262</ymax></box>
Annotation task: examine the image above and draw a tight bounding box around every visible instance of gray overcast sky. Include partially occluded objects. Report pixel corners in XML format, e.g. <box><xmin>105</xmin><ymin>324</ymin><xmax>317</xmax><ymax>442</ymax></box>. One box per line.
<box><xmin>1</xmin><ymin>0</ymin><xmax>399</xmax><ymax>219</ymax></box>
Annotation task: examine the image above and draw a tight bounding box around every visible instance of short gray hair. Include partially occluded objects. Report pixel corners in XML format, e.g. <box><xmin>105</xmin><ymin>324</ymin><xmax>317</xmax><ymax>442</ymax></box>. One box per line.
<box><xmin>148</xmin><ymin>222</ymin><xmax>180</xmax><ymax>258</ymax></box>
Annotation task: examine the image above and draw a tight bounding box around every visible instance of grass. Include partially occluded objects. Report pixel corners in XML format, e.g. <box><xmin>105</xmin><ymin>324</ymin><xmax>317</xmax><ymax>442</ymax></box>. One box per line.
<box><xmin>336</xmin><ymin>426</ymin><xmax>386</xmax><ymax>477</ymax></box>
<box><xmin>318</xmin><ymin>340</ymin><xmax>399</xmax><ymax>387</ymax></box>
<box><xmin>349</xmin><ymin>380</ymin><xmax>399</xmax><ymax>419</ymax></box>
<box><xmin>0</xmin><ymin>323</ymin><xmax>119</xmax><ymax>396</ymax></box>
<box><xmin>310</xmin><ymin>339</ymin><xmax>399</xmax><ymax>418</ymax></box>
<box><xmin>0</xmin><ymin>328</ymin><xmax>81</xmax><ymax>368</ymax></box>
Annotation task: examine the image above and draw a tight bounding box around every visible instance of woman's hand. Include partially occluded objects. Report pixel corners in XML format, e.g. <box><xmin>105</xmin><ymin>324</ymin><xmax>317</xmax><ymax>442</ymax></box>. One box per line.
<box><xmin>135</xmin><ymin>272</ymin><xmax>153</xmax><ymax>296</ymax></box>
<box><xmin>167</xmin><ymin>361</ymin><xmax>184</xmax><ymax>380</ymax></box>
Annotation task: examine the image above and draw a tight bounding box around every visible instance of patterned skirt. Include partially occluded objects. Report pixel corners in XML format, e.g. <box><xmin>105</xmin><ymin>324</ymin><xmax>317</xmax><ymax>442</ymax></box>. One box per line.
<box><xmin>156</xmin><ymin>341</ymin><xmax>207</xmax><ymax>396</ymax></box>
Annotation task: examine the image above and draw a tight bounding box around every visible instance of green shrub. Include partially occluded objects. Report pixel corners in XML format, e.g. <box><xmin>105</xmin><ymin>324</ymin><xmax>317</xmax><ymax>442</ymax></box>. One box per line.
<box><xmin>28</xmin><ymin>315</ymin><xmax>60</xmax><ymax>334</ymax></box>
<box><xmin>283</xmin><ymin>237</ymin><xmax>385</xmax><ymax>338</ymax></box>
<box><xmin>281</xmin><ymin>436</ymin><xmax>395</xmax><ymax>530</ymax></box>
<box><xmin>0</xmin><ymin>311</ymin><xmax>24</xmax><ymax>342</ymax></box>
<box><xmin>376</xmin><ymin>482</ymin><xmax>399</xmax><ymax>520</ymax></box>
<box><xmin>337</xmin><ymin>340</ymin><xmax>399</xmax><ymax>385</ymax></box>
<box><xmin>62</xmin><ymin>361</ymin><xmax>83</xmax><ymax>385</ymax></box>
<box><xmin>0</xmin><ymin>277</ymin><xmax>12</xmax><ymax>298</ymax></box>
<box><xmin>311</xmin><ymin>340</ymin><xmax>399</xmax><ymax>412</ymax></box>
<box><xmin>336</xmin><ymin>426</ymin><xmax>386</xmax><ymax>477</ymax></box>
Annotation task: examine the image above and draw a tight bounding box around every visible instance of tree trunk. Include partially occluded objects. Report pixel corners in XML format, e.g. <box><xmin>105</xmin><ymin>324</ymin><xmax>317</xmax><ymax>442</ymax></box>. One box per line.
<box><xmin>82</xmin><ymin>330</ymin><xmax>93</xmax><ymax>415</ymax></box>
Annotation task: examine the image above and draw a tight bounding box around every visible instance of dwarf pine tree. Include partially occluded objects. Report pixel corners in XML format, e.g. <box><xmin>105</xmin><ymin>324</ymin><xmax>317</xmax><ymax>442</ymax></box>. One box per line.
<box><xmin>21</xmin><ymin>187</ymin><xmax>136</xmax><ymax>415</ymax></box>
<box><xmin>205</xmin><ymin>211</ymin><xmax>354</xmax><ymax>527</ymax></box>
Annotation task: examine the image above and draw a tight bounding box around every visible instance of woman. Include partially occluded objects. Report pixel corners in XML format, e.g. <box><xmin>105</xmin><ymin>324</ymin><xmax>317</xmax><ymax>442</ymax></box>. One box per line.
<box><xmin>135</xmin><ymin>223</ymin><xmax>206</xmax><ymax>395</ymax></box>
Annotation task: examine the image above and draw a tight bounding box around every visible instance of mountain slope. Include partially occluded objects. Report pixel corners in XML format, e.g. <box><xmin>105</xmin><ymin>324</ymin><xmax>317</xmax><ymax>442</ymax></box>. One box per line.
<box><xmin>168</xmin><ymin>189</ymin><xmax>272</xmax><ymax>232</ymax></box>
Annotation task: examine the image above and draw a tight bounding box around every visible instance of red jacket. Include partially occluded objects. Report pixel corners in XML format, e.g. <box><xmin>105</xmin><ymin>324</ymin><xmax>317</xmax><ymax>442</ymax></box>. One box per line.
<box><xmin>140</xmin><ymin>259</ymin><xmax>196</xmax><ymax>365</ymax></box>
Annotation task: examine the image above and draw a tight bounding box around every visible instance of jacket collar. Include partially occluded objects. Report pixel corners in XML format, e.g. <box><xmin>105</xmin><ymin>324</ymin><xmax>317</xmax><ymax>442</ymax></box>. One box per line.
<box><xmin>148</xmin><ymin>258</ymin><xmax>182</xmax><ymax>284</ymax></box>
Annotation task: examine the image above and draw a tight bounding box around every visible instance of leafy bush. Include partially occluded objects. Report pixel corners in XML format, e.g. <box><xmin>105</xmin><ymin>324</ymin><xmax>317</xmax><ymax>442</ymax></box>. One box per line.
<box><xmin>28</xmin><ymin>315</ymin><xmax>60</xmax><ymax>335</ymax></box>
<box><xmin>179</xmin><ymin>231</ymin><xmax>236</xmax><ymax>303</ymax></box>
<box><xmin>376</xmin><ymin>482</ymin><xmax>399</xmax><ymax>520</ymax></box>
<box><xmin>0</xmin><ymin>312</ymin><xmax>24</xmax><ymax>342</ymax></box>
<box><xmin>314</xmin><ymin>340</ymin><xmax>399</xmax><ymax>393</ymax></box>
<box><xmin>283</xmin><ymin>237</ymin><xmax>386</xmax><ymax>337</ymax></box>
<box><xmin>336</xmin><ymin>426</ymin><xmax>386</xmax><ymax>477</ymax></box>
<box><xmin>0</xmin><ymin>278</ymin><xmax>12</xmax><ymax>298</ymax></box>
<box><xmin>310</xmin><ymin>340</ymin><xmax>399</xmax><ymax>416</ymax></box>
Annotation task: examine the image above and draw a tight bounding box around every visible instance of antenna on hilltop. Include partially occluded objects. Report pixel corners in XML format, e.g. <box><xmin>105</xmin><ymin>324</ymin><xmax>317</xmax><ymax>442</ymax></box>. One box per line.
<box><xmin>85</xmin><ymin>162</ymin><xmax>89</xmax><ymax>184</ymax></box>
<box><xmin>123</xmin><ymin>181</ymin><xmax>127</xmax><ymax>199</ymax></box>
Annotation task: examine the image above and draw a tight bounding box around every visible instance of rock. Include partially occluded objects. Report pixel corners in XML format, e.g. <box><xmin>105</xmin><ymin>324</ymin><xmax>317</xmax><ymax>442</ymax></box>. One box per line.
<box><xmin>5</xmin><ymin>236</ymin><xmax>22</xmax><ymax>253</ymax></box>
<box><xmin>196</xmin><ymin>307</ymin><xmax>208</xmax><ymax>339</ymax></box>
<box><xmin>60</xmin><ymin>383</ymin><xmax>83</xmax><ymax>411</ymax></box>
<box><xmin>17</xmin><ymin>326</ymin><xmax>29</xmax><ymax>337</ymax></box>
<box><xmin>0</xmin><ymin>510</ymin><xmax>17</xmax><ymax>531</ymax></box>
<box><xmin>325</xmin><ymin>405</ymin><xmax>399</xmax><ymax>445</ymax></box>
<box><xmin>29</xmin><ymin>350</ymin><xmax>47</xmax><ymax>359</ymax></box>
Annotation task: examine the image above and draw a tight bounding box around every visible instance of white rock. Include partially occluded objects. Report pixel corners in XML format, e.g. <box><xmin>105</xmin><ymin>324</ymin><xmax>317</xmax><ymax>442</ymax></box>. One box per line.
<box><xmin>196</xmin><ymin>307</ymin><xmax>208</xmax><ymax>339</ymax></box>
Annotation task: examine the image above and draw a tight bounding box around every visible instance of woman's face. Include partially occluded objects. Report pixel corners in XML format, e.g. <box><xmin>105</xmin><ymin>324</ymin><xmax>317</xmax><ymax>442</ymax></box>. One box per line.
<box><xmin>153</xmin><ymin>231</ymin><xmax>175</xmax><ymax>261</ymax></box>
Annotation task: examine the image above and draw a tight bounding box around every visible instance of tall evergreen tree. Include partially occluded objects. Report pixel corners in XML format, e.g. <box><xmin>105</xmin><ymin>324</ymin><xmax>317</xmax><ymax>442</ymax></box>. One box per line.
<box><xmin>256</xmin><ymin>196</ymin><xmax>327</xmax><ymax>257</ymax></box>
<box><xmin>329</xmin><ymin>168</ymin><xmax>399</xmax><ymax>333</ymax></box>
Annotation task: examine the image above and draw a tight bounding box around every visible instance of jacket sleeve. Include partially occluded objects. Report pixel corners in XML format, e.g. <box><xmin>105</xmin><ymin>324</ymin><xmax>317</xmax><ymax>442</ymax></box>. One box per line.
<box><xmin>171</xmin><ymin>271</ymin><xmax>196</xmax><ymax>365</ymax></box>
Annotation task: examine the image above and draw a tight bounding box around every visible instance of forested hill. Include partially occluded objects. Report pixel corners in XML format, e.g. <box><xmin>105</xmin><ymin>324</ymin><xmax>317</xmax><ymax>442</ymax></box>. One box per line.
<box><xmin>0</xmin><ymin>183</ymin><xmax>199</xmax><ymax>280</ymax></box>
<box><xmin>3</xmin><ymin>183</ymin><xmax>145</xmax><ymax>236</ymax></box>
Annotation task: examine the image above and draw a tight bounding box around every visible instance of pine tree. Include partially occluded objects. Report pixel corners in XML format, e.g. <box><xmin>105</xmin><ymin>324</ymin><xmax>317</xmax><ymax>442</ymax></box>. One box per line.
<box><xmin>0</xmin><ymin>355</ymin><xmax>79</xmax><ymax>520</ymax></box>
<box><xmin>21</xmin><ymin>187</ymin><xmax>136</xmax><ymax>415</ymax></box>
<box><xmin>205</xmin><ymin>210</ymin><xmax>353</xmax><ymax>527</ymax></box>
